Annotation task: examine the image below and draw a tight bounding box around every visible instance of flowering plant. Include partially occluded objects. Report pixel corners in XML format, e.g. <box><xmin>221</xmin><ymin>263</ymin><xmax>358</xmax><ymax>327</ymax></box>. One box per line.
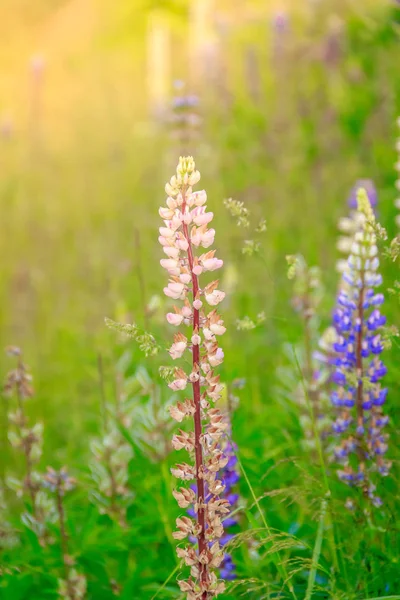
<box><xmin>159</xmin><ymin>157</ymin><xmax>229</xmax><ymax>599</ymax></box>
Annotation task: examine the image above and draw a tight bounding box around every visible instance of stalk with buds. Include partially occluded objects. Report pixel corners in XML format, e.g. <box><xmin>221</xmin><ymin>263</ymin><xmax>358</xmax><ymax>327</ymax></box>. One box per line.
<box><xmin>336</xmin><ymin>180</ymin><xmax>377</xmax><ymax>275</ymax></box>
<box><xmin>331</xmin><ymin>189</ymin><xmax>390</xmax><ymax>508</ymax></box>
<box><xmin>159</xmin><ymin>157</ymin><xmax>228</xmax><ymax>599</ymax></box>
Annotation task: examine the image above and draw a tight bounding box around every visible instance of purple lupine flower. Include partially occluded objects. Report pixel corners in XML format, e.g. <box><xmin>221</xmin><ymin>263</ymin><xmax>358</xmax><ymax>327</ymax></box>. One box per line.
<box><xmin>218</xmin><ymin>435</ymin><xmax>239</xmax><ymax>580</ymax></box>
<box><xmin>187</xmin><ymin>425</ymin><xmax>240</xmax><ymax>581</ymax></box>
<box><xmin>331</xmin><ymin>189</ymin><xmax>391</xmax><ymax>507</ymax></box>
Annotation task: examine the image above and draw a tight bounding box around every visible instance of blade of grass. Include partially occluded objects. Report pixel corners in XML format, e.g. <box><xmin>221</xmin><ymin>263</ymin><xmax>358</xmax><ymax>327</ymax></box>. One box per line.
<box><xmin>292</xmin><ymin>348</ymin><xmax>341</xmax><ymax>576</ymax></box>
<box><xmin>150</xmin><ymin>564</ymin><xmax>181</xmax><ymax>600</ymax></box>
<box><xmin>304</xmin><ymin>498</ymin><xmax>327</xmax><ymax>600</ymax></box>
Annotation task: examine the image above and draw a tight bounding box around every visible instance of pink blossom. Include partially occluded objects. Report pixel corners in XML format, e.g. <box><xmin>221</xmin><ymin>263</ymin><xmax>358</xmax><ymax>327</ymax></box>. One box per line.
<box><xmin>159</xmin><ymin>207</ymin><xmax>175</xmax><ymax>219</ymax></box>
<box><xmin>193</xmin><ymin>211</ymin><xmax>214</xmax><ymax>226</ymax></box>
<box><xmin>191</xmin><ymin>333</ymin><xmax>201</xmax><ymax>345</ymax></box>
<box><xmin>166</xmin><ymin>313</ymin><xmax>184</xmax><ymax>326</ymax></box>
<box><xmin>159</xmin><ymin>226</ymin><xmax>175</xmax><ymax>238</ymax></box>
<box><xmin>160</xmin><ymin>259</ymin><xmax>178</xmax><ymax>271</ymax></box>
<box><xmin>193</xmin><ymin>299</ymin><xmax>203</xmax><ymax>310</ymax></box>
<box><xmin>176</xmin><ymin>236</ymin><xmax>189</xmax><ymax>251</ymax></box>
<box><xmin>201</xmin><ymin>228</ymin><xmax>215</xmax><ymax>248</ymax></box>
<box><xmin>169</xmin><ymin>378</ymin><xmax>187</xmax><ymax>391</ymax></box>
<box><xmin>164</xmin><ymin>282</ymin><xmax>185</xmax><ymax>299</ymax></box>
<box><xmin>163</xmin><ymin>246</ymin><xmax>180</xmax><ymax>258</ymax></box>
<box><xmin>192</xmin><ymin>190</ymin><xmax>207</xmax><ymax>206</ymax></box>
<box><xmin>193</xmin><ymin>265</ymin><xmax>203</xmax><ymax>276</ymax></box>
<box><xmin>180</xmin><ymin>273</ymin><xmax>191</xmax><ymax>284</ymax></box>
<box><xmin>210</xmin><ymin>323</ymin><xmax>226</xmax><ymax>336</ymax></box>
<box><xmin>203</xmin><ymin>328</ymin><xmax>215</xmax><ymax>341</ymax></box>
<box><xmin>202</xmin><ymin>258</ymin><xmax>223</xmax><ymax>271</ymax></box>
<box><xmin>166</xmin><ymin>196</ymin><xmax>178</xmax><ymax>209</ymax></box>
<box><xmin>169</xmin><ymin>340</ymin><xmax>187</xmax><ymax>359</ymax></box>
<box><xmin>181</xmin><ymin>305</ymin><xmax>192</xmax><ymax>318</ymax></box>
<box><xmin>205</xmin><ymin>290</ymin><xmax>225</xmax><ymax>306</ymax></box>
<box><xmin>209</xmin><ymin>348</ymin><xmax>224</xmax><ymax>367</ymax></box>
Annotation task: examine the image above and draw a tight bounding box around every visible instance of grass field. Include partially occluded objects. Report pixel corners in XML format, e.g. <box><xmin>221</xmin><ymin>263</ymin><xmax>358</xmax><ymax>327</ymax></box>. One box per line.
<box><xmin>1</xmin><ymin>1</ymin><xmax>400</xmax><ymax>599</ymax></box>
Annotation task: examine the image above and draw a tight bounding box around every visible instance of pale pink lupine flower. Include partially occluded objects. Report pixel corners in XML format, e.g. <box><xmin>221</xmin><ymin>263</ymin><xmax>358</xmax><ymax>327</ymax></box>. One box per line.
<box><xmin>159</xmin><ymin>157</ymin><xmax>228</xmax><ymax>598</ymax></box>
<box><xmin>191</xmin><ymin>333</ymin><xmax>201</xmax><ymax>345</ymax></box>
<box><xmin>169</xmin><ymin>378</ymin><xmax>188</xmax><ymax>391</ymax></box>
<box><xmin>166</xmin><ymin>312</ymin><xmax>184</xmax><ymax>326</ymax></box>
<box><xmin>159</xmin><ymin>207</ymin><xmax>175</xmax><ymax>219</ymax></box>
<box><xmin>164</xmin><ymin>281</ymin><xmax>185</xmax><ymax>299</ymax></box>
<box><xmin>210</xmin><ymin>323</ymin><xmax>226</xmax><ymax>336</ymax></box>
<box><xmin>169</xmin><ymin>334</ymin><xmax>188</xmax><ymax>359</ymax></box>
<box><xmin>160</xmin><ymin>258</ymin><xmax>179</xmax><ymax>270</ymax></box>
<box><xmin>159</xmin><ymin>226</ymin><xmax>175</xmax><ymax>238</ymax></box>
<box><xmin>209</xmin><ymin>348</ymin><xmax>224</xmax><ymax>367</ymax></box>
<box><xmin>205</xmin><ymin>290</ymin><xmax>225</xmax><ymax>306</ymax></box>
<box><xmin>163</xmin><ymin>246</ymin><xmax>180</xmax><ymax>258</ymax></box>
<box><xmin>202</xmin><ymin>257</ymin><xmax>223</xmax><ymax>271</ymax></box>
<box><xmin>193</xmin><ymin>265</ymin><xmax>203</xmax><ymax>275</ymax></box>
<box><xmin>192</xmin><ymin>209</ymin><xmax>214</xmax><ymax>226</ymax></box>
<box><xmin>192</xmin><ymin>190</ymin><xmax>207</xmax><ymax>206</ymax></box>
<box><xmin>201</xmin><ymin>228</ymin><xmax>215</xmax><ymax>248</ymax></box>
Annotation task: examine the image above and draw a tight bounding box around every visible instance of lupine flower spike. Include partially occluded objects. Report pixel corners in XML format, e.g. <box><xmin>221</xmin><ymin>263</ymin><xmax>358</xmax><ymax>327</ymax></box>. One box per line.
<box><xmin>331</xmin><ymin>188</ymin><xmax>391</xmax><ymax>508</ymax></box>
<box><xmin>159</xmin><ymin>157</ymin><xmax>228</xmax><ymax>599</ymax></box>
<box><xmin>3</xmin><ymin>346</ymin><xmax>57</xmax><ymax>543</ymax></box>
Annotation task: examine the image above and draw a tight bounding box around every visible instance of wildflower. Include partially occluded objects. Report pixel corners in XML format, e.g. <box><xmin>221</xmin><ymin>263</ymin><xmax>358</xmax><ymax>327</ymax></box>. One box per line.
<box><xmin>160</xmin><ymin>157</ymin><xmax>228</xmax><ymax>598</ymax></box>
<box><xmin>331</xmin><ymin>189</ymin><xmax>390</xmax><ymax>506</ymax></box>
<box><xmin>3</xmin><ymin>347</ymin><xmax>56</xmax><ymax>544</ymax></box>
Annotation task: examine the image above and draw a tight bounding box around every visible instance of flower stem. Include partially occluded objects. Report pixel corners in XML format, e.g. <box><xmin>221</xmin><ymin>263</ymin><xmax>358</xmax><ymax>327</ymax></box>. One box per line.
<box><xmin>182</xmin><ymin>188</ymin><xmax>208</xmax><ymax>598</ymax></box>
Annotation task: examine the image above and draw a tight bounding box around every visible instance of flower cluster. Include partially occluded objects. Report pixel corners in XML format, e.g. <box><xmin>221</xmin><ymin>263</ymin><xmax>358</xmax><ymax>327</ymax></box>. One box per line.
<box><xmin>331</xmin><ymin>189</ymin><xmax>390</xmax><ymax>507</ymax></box>
<box><xmin>3</xmin><ymin>347</ymin><xmax>57</xmax><ymax>543</ymax></box>
<box><xmin>395</xmin><ymin>117</ymin><xmax>400</xmax><ymax>229</ymax></box>
<box><xmin>336</xmin><ymin>179</ymin><xmax>377</xmax><ymax>274</ymax></box>
<box><xmin>186</xmin><ymin>418</ymin><xmax>240</xmax><ymax>582</ymax></box>
<box><xmin>159</xmin><ymin>157</ymin><xmax>229</xmax><ymax>599</ymax></box>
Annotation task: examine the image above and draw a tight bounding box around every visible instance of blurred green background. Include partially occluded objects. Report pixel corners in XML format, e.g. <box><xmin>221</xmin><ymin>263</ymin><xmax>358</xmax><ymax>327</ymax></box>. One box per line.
<box><xmin>1</xmin><ymin>0</ymin><xmax>400</xmax><ymax>598</ymax></box>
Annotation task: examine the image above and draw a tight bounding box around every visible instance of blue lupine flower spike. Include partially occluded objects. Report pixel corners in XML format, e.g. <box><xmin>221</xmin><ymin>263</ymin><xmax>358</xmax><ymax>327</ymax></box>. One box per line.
<box><xmin>331</xmin><ymin>188</ymin><xmax>391</xmax><ymax>508</ymax></box>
